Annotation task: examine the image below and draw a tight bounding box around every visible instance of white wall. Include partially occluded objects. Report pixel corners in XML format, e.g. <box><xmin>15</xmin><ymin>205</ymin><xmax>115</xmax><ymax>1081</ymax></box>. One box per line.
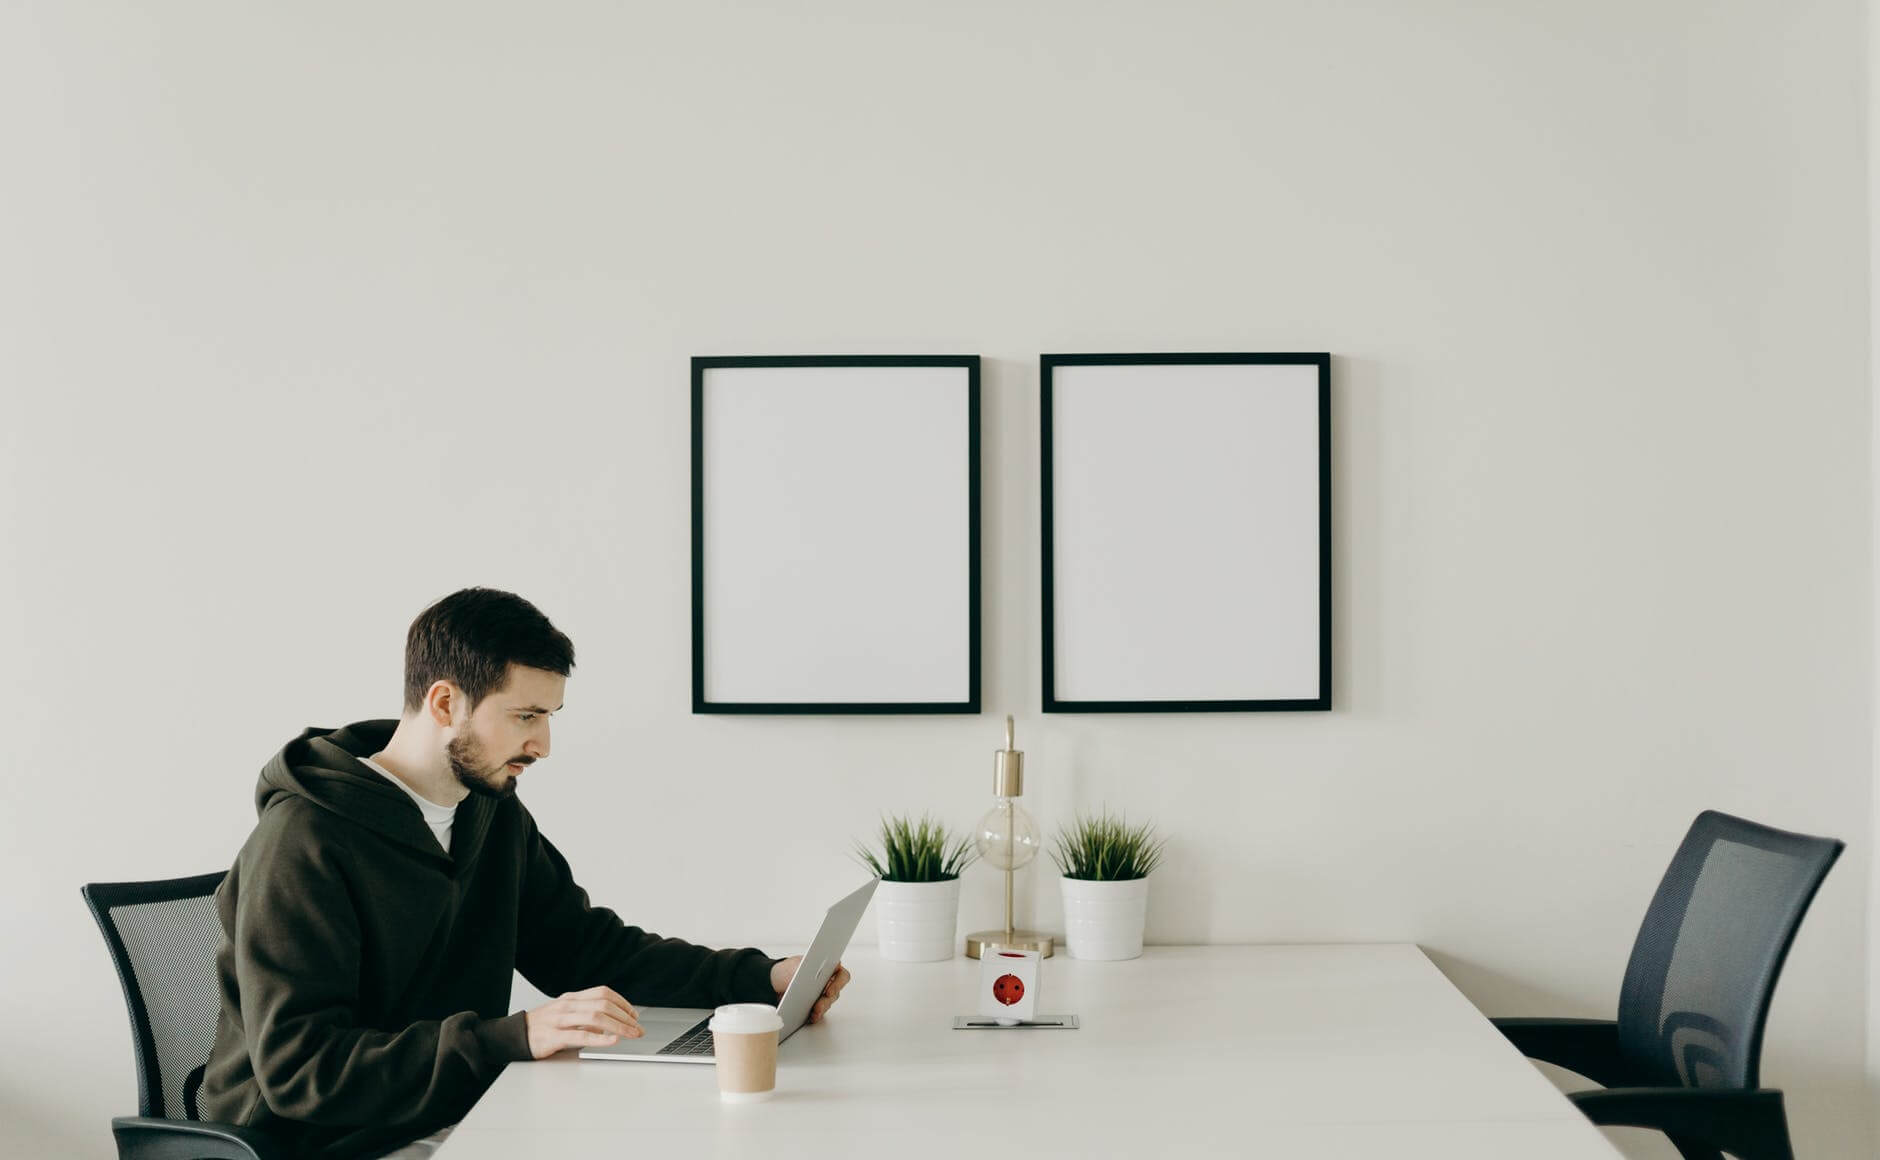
<box><xmin>1869</xmin><ymin>0</ymin><xmax>1879</xmax><ymax>1151</ymax></box>
<box><xmin>3</xmin><ymin>3</ymin><xmax>1869</xmax><ymax>1157</ymax></box>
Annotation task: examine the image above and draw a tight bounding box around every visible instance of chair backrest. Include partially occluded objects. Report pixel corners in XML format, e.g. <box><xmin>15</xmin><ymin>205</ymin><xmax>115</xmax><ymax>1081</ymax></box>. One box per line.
<box><xmin>1616</xmin><ymin>811</ymin><xmax>1842</xmax><ymax>1091</ymax></box>
<box><xmin>82</xmin><ymin>872</ymin><xmax>228</xmax><ymax>1121</ymax></box>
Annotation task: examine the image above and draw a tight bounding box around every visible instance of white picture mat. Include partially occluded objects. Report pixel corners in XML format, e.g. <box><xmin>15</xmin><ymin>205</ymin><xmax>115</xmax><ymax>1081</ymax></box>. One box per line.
<box><xmin>1051</xmin><ymin>362</ymin><xmax>1321</xmax><ymax>703</ymax></box>
<box><xmin>702</xmin><ymin>364</ymin><xmax>970</xmax><ymax>704</ymax></box>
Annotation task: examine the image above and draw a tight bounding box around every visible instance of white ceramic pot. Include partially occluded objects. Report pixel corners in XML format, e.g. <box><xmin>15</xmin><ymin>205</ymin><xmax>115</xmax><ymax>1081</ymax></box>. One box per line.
<box><xmin>873</xmin><ymin>878</ymin><xmax>962</xmax><ymax>962</ymax></box>
<box><xmin>1060</xmin><ymin>875</ymin><xmax>1150</xmax><ymax>961</ymax></box>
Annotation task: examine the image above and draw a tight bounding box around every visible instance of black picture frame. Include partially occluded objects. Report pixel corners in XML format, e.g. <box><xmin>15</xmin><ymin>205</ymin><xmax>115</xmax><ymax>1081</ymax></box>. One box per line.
<box><xmin>1041</xmin><ymin>352</ymin><xmax>1331</xmax><ymax>713</ymax></box>
<box><xmin>692</xmin><ymin>355</ymin><xmax>981</xmax><ymax>715</ymax></box>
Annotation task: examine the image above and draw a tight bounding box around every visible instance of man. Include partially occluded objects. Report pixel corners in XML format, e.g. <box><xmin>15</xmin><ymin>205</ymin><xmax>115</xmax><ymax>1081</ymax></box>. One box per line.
<box><xmin>199</xmin><ymin>588</ymin><xmax>849</xmax><ymax>1158</ymax></box>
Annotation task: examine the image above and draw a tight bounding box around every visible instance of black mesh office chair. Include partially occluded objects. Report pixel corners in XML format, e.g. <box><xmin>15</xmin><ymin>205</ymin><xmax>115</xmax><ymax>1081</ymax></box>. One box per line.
<box><xmin>1495</xmin><ymin>810</ymin><xmax>1842</xmax><ymax>1160</ymax></box>
<box><xmin>83</xmin><ymin>872</ymin><xmax>286</xmax><ymax>1160</ymax></box>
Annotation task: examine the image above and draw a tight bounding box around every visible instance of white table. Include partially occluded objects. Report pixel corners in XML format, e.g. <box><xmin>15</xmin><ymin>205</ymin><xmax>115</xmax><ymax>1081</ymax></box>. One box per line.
<box><xmin>441</xmin><ymin>945</ymin><xmax>1621</xmax><ymax>1159</ymax></box>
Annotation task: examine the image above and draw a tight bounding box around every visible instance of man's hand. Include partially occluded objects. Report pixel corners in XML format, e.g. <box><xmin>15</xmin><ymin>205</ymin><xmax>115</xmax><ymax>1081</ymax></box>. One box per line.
<box><xmin>524</xmin><ymin>986</ymin><xmax>642</xmax><ymax>1058</ymax></box>
<box><xmin>770</xmin><ymin>956</ymin><xmax>851</xmax><ymax>1024</ymax></box>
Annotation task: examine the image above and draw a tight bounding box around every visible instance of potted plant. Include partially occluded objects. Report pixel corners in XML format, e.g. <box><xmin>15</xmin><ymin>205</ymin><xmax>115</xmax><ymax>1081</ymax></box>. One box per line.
<box><xmin>854</xmin><ymin>814</ymin><xmax>978</xmax><ymax>961</ymax></box>
<box><xmin>1050</xmin><ymin>809</ymin><xmax>1167</xmax><ymax>961</ymax></box>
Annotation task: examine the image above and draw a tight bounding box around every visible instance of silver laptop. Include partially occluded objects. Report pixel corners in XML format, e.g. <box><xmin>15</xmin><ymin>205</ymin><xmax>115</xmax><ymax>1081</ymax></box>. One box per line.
<box><xmin>579</xmin><ymin>878</ymin><xmax>878</xmax><ymax>1064</ymax></box>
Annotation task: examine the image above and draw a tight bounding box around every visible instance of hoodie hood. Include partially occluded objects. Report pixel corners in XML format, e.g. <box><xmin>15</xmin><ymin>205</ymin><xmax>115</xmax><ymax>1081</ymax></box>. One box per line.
<box><xmin>257</xmin><ymin>720</ymin><xmax>495</xmax><ymax>866</ymax></box>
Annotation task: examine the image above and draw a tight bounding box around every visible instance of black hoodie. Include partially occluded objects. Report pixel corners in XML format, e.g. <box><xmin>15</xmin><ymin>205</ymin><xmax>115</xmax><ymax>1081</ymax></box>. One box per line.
<box><xmin>197</xmin><ymin>720</ymin><xmax>782</xmax><ymax>1158</ymax></box>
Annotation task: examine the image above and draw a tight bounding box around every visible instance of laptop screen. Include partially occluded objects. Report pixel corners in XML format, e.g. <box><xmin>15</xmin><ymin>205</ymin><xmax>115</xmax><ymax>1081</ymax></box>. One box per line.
<box><xmin>775</xmin><ymin>878</ymin><xmax>877</xmax><ymax>1041</ymax></box>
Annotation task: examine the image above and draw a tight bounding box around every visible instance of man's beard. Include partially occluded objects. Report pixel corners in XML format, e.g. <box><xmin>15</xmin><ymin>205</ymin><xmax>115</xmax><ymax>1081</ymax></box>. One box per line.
<box><xmin>447</xmin><ymin>731</ymin><xmax>531</xmax><ymax>800</ymax></box>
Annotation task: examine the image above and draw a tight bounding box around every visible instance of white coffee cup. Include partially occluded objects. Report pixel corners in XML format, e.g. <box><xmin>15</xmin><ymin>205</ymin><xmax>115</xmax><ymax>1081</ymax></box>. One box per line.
<box><xmin>709</xmin><ymin>1004</ymin><xmax>785</xmax><ymax>1102</ymax></box>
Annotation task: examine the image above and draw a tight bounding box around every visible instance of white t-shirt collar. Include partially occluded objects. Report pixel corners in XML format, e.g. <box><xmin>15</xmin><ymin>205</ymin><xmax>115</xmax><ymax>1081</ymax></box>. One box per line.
<box><xmin>358</xmin><ymin>754</ymin><xmax>456</xmax><ymax>853</ymax></box>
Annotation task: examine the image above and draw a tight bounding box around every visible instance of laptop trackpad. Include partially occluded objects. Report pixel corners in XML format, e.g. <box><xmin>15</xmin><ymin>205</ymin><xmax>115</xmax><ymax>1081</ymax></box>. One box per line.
<box><xmin>636</xmin><ymin>1006</ymin><xmax>713</xmax><ymax>1033</ymax></box>
<box><xmin>587</xmin><ymin>1006</ymin><xmax>711</xmax><ymax>1055</ymax></box>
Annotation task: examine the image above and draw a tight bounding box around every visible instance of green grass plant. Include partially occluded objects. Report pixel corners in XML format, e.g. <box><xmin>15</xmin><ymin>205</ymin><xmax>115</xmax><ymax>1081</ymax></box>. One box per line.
<box><xmin>1050</xmin><ymin>809</ymin><xmax>1167</xmax><ymax>881</ymax></box>
<box><xmin>854</xmin><ymin>813</ymin><xmax>977</xmax><ymax>882</ymax></box>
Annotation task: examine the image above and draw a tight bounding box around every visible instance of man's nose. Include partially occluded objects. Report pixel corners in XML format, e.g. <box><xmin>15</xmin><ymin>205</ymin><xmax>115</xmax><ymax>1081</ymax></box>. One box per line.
<box><xmin>524</xmin><ymin>726</ymin><xmax>550</xmax><ymax>760</ymax></box>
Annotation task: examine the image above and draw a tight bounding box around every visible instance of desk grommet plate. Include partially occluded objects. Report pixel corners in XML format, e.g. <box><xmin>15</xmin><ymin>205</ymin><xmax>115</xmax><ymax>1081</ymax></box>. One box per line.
<box><xmin>952</xmin><ymin>1015</ymin><xmax>1079</xmax><ymax>1030</ymax></box>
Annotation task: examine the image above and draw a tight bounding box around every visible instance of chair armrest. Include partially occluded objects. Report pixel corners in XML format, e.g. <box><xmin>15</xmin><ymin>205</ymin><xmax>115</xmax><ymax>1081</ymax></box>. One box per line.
<box><xmin>1491</xmin><ymin>1017</ymin><xmax>1632</xmax><ymax>1087</ymax></box>
<box><xmin>1570</xmin><ymin>1087</ymin><xmax>1794</xmax><ymax>1160</ymax></box>
<box><xmin>111</xmin><ymin>1116</ymin><xmax>289</xmax><ymax>1160</ymax></box>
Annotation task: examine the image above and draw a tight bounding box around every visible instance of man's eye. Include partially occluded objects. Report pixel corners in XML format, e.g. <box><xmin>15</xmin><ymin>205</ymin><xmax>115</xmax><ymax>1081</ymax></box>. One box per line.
<box><xmin>519</xmin><ymin>714</ymin><xmax>536</xmax><ymax>722</ymax></box>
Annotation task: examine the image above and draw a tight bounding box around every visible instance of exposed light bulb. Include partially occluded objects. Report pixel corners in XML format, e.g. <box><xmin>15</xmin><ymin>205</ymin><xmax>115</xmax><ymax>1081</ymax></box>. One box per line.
<box><xmin>975</xmin><ymin>796</ymin><xmax>1040</xmax><ymax>872</ymax></box>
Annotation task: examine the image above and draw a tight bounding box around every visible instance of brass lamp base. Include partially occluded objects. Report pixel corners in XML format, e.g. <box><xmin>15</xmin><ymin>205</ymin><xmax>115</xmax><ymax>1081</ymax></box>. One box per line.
<box><xmin>965</xmin><ymin>929</ymin><xmax>1054</xmax><ymax>959</ymax></box>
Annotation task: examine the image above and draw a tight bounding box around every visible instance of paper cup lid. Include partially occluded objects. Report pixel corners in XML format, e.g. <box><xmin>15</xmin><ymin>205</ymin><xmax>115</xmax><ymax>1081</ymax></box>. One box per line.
<box><xmin>710</xmin><ymin>1003</ymin><xmax>783</xmax><ymax>1034</ymax></box>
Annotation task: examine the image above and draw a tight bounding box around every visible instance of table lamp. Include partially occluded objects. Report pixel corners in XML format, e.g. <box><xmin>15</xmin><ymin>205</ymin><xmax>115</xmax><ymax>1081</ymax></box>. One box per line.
<box><xmin>965</xmin><ymin>716</ymin><xmax>1053</xmax><ymax>958</ymax></box>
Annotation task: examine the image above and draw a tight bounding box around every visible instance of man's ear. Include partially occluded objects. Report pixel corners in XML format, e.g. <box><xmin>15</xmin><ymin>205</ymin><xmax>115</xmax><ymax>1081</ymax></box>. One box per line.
<box><xmin>424</xmin><ymin>681</ymin><xmax>461</xmax><ymax>729</ymax></box>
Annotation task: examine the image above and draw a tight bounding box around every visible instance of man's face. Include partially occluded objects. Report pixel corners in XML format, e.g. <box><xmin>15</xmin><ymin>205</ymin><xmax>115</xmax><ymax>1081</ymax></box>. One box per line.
<box><xmin>447</xmin><ymin>664</ymin><xmax>566</xmax><ymax>800</ymax></box>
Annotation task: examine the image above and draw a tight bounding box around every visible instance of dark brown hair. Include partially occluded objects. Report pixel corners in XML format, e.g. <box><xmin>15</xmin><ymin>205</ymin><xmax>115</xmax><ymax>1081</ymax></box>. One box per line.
<box><xmin>403</xmin><ymin>588</ymin><xmax>575</xmax><ymax>713</ymax></box>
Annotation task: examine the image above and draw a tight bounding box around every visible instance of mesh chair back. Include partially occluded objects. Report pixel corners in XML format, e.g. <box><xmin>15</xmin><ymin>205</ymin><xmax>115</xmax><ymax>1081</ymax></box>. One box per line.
<box><xmin>1616</xmin><ymin>811</ymin><xmax>1841</xmax><ymax>1091</ymax></box>
<box><xmin>82</xmin><ymin>872</ymin><xmax>228</xmax><ymax>1121</ymax></box>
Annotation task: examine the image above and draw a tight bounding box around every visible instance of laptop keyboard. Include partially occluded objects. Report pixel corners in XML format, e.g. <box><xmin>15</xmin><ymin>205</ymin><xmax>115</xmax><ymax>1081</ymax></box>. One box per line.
<box><xmin>656</xmin><ymin>1018</ymin><xmax>715</xmax><ymax>1056</ymax></box>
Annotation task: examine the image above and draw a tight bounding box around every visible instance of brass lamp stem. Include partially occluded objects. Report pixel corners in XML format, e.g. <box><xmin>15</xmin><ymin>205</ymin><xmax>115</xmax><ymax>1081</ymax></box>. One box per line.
<box><xmin>1004</xmin><ymin>830</ymin><xmax>1015</xmax><ymax>941</ymax></box>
